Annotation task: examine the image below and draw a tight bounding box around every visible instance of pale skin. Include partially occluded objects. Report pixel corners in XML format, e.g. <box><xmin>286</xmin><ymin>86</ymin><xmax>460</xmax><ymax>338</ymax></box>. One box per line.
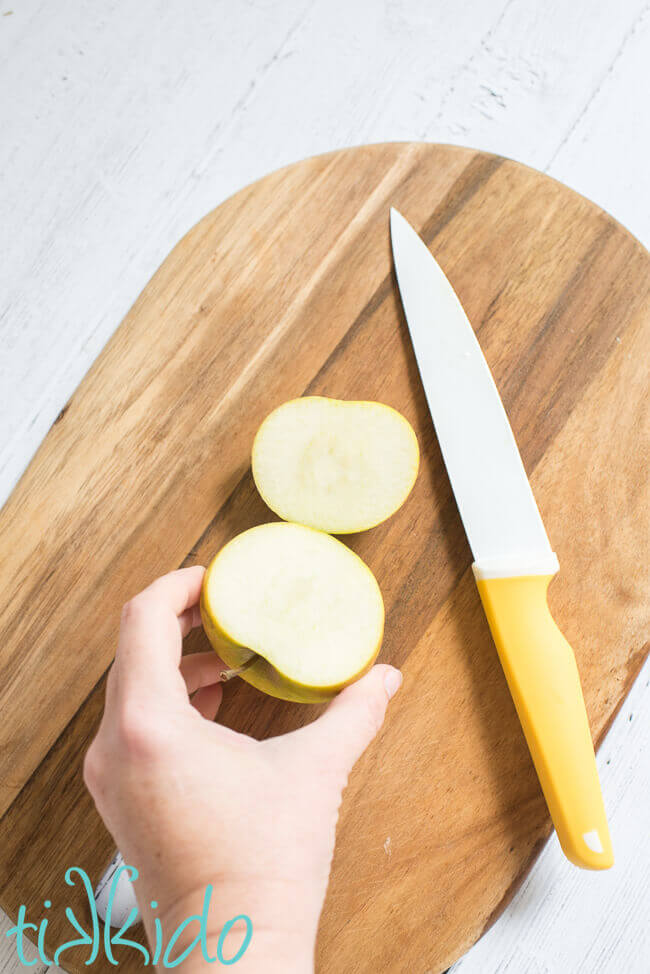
<box><xmin>84</xmin><ymin>566</ymin><xmax>402</xmax><ymax>971</ymax></box>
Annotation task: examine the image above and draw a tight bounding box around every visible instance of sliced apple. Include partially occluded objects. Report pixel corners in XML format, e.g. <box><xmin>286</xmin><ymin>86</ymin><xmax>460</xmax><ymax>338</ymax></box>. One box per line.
<box><xmin>251</xmin><ymin>397</ymin><xmax>419</xmax><ymax>534</ymax></box>
<box><xmin>200</xmin><ymin>522</ymin><xmax>384</xmax><ymax>703</ymax></box>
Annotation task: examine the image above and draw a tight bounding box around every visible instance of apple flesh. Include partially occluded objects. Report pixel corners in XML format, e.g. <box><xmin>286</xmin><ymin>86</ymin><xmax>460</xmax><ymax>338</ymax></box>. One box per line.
<box><xmin>200</xmin><ymin>522</ymin><xmax>384</xmax><ymax>703</ymax></box>
<box><xmin>252</xmin><ymin>397</ymin><xmax>419</xmax><ymax>534</ymax></box>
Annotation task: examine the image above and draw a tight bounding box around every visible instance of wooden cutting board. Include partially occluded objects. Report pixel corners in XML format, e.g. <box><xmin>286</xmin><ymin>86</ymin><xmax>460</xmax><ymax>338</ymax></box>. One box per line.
<box><xmin>0</xmin><ymin>143</ymin><xmax>648</xmax><ymax>973</ymax></box>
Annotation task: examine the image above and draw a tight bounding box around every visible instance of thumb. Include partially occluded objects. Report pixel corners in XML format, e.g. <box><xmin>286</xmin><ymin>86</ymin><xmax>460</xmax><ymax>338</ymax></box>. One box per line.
<box><xmin>304</xmin><ymin>664</ymin><xmax>402</xmax><ymax>775</ymax></box>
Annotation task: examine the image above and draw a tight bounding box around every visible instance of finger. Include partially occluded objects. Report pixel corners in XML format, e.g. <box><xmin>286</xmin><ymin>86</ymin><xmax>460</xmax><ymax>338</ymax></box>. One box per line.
<box><xmin>114</xmin><ymin>567</ymin><xmax>205</xmax><ymax>700</ymax></box>
<box><xmin>296</xmin><ymin>665</ymin><xmax>402</xmax><ymax>775</ymax></box>
<box><xmin>191</xmin><ymin>683</ymin><xmax>223</xmax><ymax>721</ymax></box>
<box><xmin>180</xmin><ymin>652</ymin><xmax>228</xmax><ymax>695</ymax></box>
<box><xmin>140</xmin><ymin>566</ymin><xmax>206</xmax><ymax>618</ymax></box>
<box><xmin>178</xmin><ymin>604</ymin><xmax>203</xmax><ymax>639</ymax></box>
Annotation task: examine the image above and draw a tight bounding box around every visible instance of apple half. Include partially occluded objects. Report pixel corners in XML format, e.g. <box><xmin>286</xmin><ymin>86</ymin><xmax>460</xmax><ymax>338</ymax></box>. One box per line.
<box><xmin>252</xmin><ymin>397</ymin><xmax>419</xmax><ymax>534</ymax></box>
<box><xmin>200</xmin><ymin>522</ymin><xmax>384</xmax><ymax>703</ymax></box>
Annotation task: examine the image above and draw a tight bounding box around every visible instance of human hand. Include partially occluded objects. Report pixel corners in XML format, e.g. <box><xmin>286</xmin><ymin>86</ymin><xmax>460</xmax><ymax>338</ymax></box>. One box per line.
<box><xmin>84</xmin><ymin>566</ymin><xmax>402</xmax><ymax>971</ymax></box>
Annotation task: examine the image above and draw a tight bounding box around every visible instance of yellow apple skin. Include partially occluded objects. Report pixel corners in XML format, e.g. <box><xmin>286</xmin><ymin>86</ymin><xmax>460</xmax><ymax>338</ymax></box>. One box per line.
<box><xmin>200</xmin><ymin>561</ymin><xmax>383</xmax><ymax>704</ymax></box>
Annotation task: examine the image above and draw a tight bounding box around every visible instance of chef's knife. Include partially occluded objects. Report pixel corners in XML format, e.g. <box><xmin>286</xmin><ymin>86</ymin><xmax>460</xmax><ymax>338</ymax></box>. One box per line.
<box><xmin>390</xmin><ymin>208</ymin><xmax>613</xmax><ymax>869</ymax></box>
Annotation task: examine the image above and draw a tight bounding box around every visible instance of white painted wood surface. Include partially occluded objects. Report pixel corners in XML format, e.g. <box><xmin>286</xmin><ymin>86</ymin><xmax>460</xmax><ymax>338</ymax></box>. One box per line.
<box><xmin>0</xmin><ymin>1</ymin><xmax>648</xmax><ymax>971</ymax></box>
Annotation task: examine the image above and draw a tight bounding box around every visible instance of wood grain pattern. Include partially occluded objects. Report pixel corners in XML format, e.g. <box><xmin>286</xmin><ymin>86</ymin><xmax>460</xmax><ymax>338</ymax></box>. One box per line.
<box><xmin>0</xmin><ymin>143</ymin><xmax>647</xmax><ymax>974</ymax></box>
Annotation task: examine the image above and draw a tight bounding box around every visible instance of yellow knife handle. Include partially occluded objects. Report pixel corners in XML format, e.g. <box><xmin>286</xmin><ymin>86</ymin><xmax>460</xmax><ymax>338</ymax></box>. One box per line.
<box><xmin>475</xmin><ymin>571</ymin><xmax>613</xmax><ymax>869</ymax></box>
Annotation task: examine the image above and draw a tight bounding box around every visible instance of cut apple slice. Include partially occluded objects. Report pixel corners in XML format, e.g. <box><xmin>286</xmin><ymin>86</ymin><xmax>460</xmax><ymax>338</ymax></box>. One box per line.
<box><xmin>252</xmin><ymin>397</ymin><xmax>419</xmax><ymax>533</ymax></box>
<box><xmin>200</xmin><ymin>522</ymin><xmax>384</xmax><ymax>703</ymax></box>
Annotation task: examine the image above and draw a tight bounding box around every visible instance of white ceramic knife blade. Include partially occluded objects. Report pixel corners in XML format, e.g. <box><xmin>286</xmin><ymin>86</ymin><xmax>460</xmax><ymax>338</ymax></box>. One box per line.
<box><xmin>390</xmin><ymin>207</ymin><xmax>558</xmax><ymax>579</ymax></box>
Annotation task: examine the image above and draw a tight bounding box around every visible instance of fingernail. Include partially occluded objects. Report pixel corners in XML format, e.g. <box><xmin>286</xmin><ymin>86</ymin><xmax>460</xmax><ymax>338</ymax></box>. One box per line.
<box><xmin>384</xmin><ymin>668</ymin><xmax>403</xmax><ymax>700</ymax></box>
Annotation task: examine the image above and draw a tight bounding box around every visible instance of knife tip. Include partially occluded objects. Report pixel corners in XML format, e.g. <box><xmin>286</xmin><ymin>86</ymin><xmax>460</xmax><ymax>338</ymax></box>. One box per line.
<box><xmin>389</xmin><ymin>206</ymin><xmax>411</xmax><ymax>237</ymax></box>
<box><xmin>389</xmin><ymin>206</ymin><xmax>405</xmax><ymax>240</ymax></box>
